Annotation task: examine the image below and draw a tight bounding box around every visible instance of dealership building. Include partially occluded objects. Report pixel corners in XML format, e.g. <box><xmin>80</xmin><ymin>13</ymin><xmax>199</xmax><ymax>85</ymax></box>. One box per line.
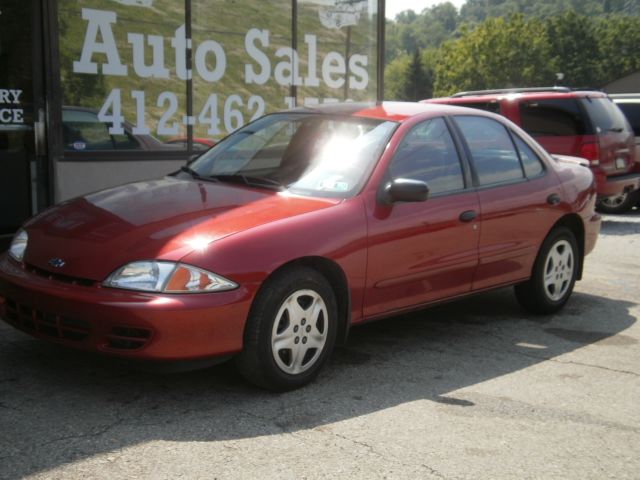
<box><xmin>0</xmin><ymin>0</ymin><xmax>385</xmax><ymax>241</ymax></box>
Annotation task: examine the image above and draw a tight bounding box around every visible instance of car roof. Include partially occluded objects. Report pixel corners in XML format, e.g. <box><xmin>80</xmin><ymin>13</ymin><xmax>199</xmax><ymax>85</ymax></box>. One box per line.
<box><xmin>291</xmin><ymin>101</ymin><xmax>490</xmax><ymax>123</ymax></box>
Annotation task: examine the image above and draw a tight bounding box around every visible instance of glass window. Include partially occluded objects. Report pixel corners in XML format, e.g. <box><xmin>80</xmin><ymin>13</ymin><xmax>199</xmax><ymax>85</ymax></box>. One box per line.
<box><xmin>582</xmin><ymin>97</ymin><xmax>632</xmax><ymax>135</ymax></box>
<box><xmin>615</xmin><ymin>102</ymin><xmax>640</xmax><ymax>136</ymax></box>
<box><xmin>454</xmin><ymin>116</ymin><xmax>524</xmax><ymax>186</ymax></box>
<box><xmin>456</xmin><ymin>101</ymin><xmax>501</xmax><ymax>114</ymax></box>
<box><xmin>188</xmin><ymin>113</ymin><xmax>397</xmax><ymax>198</ymax></box>
<box><xmin>389</xmin><ymin>117</ymin><xmax>464</xmax><ymax>195</ymax></box>
<box><xmin>58</xmin><ymin>1</ymin><xmax>189</xmax><ymax>152</ymax></box>
<box><xmin>513</xmin><ymin>134</ymin><xmax>544</xmax><ymax>178</ymax></box>
<box><xmin>520</xmin><ymin>99</ymin><xmax>591</xmax><ymax>136</ymax></box>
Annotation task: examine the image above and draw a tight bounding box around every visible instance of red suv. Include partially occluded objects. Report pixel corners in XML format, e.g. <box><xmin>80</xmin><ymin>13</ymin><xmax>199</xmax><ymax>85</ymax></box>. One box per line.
<box><xmin>424</xmin><ymin>88</ymin><xmax>640</xmax><ymax>213</ymax></box>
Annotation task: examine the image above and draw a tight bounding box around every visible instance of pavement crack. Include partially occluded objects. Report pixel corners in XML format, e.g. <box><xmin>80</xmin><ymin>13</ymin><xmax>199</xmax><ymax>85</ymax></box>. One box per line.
<box><xmin>509</xmin><ymin>349</ymin><xmax>640</xmax><ymax>377</ymax></box>
<box><xmin>35</xmin><ymin>418</ymin><xmax>125</xmax><ymax>448</ymax></box>
<box><xmin>308</xmin><ymin>429</ymin><xmax>451</xmax><ymax>479</ymax></box>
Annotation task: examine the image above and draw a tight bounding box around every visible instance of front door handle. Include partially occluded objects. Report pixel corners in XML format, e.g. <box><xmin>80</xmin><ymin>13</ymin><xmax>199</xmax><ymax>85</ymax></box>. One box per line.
<box><xmin>547</xmin><ymin>193</ymin><xmax>561</xmax><ymax>205</ymax></box>
<box><xmin>459</xmin><ymin>210</ymin><xmax>477</xmax><ymax>222</ymax></box>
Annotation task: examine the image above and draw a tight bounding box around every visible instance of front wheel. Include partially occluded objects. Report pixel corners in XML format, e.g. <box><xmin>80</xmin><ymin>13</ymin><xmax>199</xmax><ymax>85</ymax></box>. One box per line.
<box><xmin>236</xmin><ymin>267</ymin><xmax>337</xmax><ymax>391</ymax></box>
<box><xmin>515</xmin><ymin>227</ymin><xmax>579</xmax><ymax>315</ymax></box>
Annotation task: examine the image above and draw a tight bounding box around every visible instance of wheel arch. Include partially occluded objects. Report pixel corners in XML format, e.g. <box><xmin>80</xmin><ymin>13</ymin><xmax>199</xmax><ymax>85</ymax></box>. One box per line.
<box><xmin>547</xmin><ymin>214</ymin><xmax>585</xmax><ymax>280</ymax></box>
<box><xmin>259</xmin><ymin>256</ymin><xmax>351</xmax><ymax>346</ymax></box>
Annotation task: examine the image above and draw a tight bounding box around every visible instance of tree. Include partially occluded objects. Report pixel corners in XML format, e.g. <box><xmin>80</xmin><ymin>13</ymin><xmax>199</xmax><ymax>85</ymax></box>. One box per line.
<box><xmin>545</xmin><ymin>11</ymin><xmax>602</xmax><ymax>87</ymax></box>
<box><xmin>433</xmin><ymin>15</ymin><xmax>554</xmax><ymax>96</ymax></box>
<box><xmin>596</xmin><ymin>14</ymin><xmax>640</xmax><ymax>84</ymax></box>
<box><xmin>385</xmin><ymin>50</ymin><xmax>433</xmax><ymax>101</ymax></box>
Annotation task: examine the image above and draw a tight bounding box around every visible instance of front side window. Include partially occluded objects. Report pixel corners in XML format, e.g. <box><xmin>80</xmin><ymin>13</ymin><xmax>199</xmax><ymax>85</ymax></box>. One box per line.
<box><xmin>188</xmin><ymin>113</ymin><xmax>397</xmax><ymax>198</ymax></box>
<box><xmin>615</xmin><ymin>102</ymin><xmax>640</xmax><ymax>136</ymax></box>
<box><xmin>454</xmin><ymin>115</ymin><xmax>524</xmax><ymax>186</ymax></box>
<box><xmin>389</xmin><ymin>117</ymin><xmax>465</xmax><ymax>195</ymax></box>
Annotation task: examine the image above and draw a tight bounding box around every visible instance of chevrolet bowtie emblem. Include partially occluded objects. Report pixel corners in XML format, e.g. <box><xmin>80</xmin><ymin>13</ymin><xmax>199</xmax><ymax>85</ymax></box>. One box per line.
<box><xmin>48</xmin><ymin>258</ymin><xmax>66</xmax><ymax>268</ymax></box>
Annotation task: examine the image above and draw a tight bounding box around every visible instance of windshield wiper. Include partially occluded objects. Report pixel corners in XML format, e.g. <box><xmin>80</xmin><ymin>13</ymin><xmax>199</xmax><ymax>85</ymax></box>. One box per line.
<box><xmin>208</xmin><ymin>174</ymin><xmax>285</xmax><ymax>191</ymax></box>
<box><xmin>179</xmin><ymin>165</ymin><xmax>221</xmax><ymax>183</ymax></box>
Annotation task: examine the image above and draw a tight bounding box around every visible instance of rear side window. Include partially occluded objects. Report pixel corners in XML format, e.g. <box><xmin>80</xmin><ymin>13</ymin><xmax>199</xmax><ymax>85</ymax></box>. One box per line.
<box><xmin>520</xmin><ymin>99</ymin><xmax>591</xmax><ymax>136</ymax></box>
<box><xmin>513</xmin><ymin>135</ymin><xmax>544</xmax><ymax>178</ymax></box>
<box><xmin>389</xmin><ymin>117</ymin><xmax>465</xmax><ymax>195</ymax></box>
<box><xmin>582</xmin><ymin>97</ymin><xmax>632</xmax><ymax>135</ymax></box>
<box><xmin>615</xmin><ymin>102</ymin><xmax>640</xmax><ymax>136</ymax></box>
<box><xmin>454</xmin><ymin>116</ymin><xmax>524</xmax><ymax>186</ymax></box>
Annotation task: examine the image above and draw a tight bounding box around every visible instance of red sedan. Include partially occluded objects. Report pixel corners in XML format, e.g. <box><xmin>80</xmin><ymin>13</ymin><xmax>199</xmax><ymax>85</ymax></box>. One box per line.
<box><xmin>0</xmin><ymin>102</ymin><xmax>601</xmax><ymax>390</ymax></box>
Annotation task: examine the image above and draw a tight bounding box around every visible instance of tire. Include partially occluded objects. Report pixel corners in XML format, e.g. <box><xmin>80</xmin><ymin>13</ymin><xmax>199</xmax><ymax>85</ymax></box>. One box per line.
<box><xmin>596</xmin><ymin>190</ymin><xmax>639</xmax><ymax>214</ymax></box>
<box><xmin>236</xmin><ymin>267</ymin><xmax>338</xmax><ymax>391</ymax></box>
<box><xmin>515</xmin><ymin>227</ymin><xmax>579</xmax><ymax>315</ymax></box>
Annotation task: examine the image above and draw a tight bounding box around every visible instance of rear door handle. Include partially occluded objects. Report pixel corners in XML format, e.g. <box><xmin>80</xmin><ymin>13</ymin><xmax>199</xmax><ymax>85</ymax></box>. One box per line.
<box><xmin>459</xmin><ymin>210</ymin><xmax>477</xmax><ymax>222</ymax></box>
<box><xmin>547</xmin><ymin>193</ymin><xmax>561</xmax><ymax>205</ymax></box>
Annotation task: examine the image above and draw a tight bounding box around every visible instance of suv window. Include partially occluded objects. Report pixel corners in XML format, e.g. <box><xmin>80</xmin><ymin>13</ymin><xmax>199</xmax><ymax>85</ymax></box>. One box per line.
<box><xmin>615</xmin><ymin>102</ymin><xmax>640</xmax><ymax>136</ymax></box>
<box><xmin>456</xmin><ymin>101</ymin><xmax>501</xmax><ymax>114</ymax></box>
<box><xmin>582</xmin><ymin>97</ymin><xmax>632</xmax><ymax>135</ymax></box>
<box><xmin>454</xmin><ymin>115</ymin><xmax>524</xmax><ymax>186</ymax></box>
<box><xmin>519</xmin><ymin>99</ymin><xmax>591</xmax><ymax>136</ymax></box>
<box><xmin>389</xmin><ymin>117</ymin><xmax>465</xmax><ymax>195</ymax></box>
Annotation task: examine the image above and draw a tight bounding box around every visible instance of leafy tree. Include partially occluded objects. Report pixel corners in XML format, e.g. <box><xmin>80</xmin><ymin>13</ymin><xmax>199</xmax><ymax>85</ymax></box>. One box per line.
<box><xmin>433</xmin><ymin>15</ymin><xmax>554</xmax><ymax>96</ymax></box>
<box><xmin>596</xmin><ymin>14</ymin><xmax>640</xmax><ymax>83</ymax></box>
<box><xmin>546</xmin><ymin>11</ymin><xmax>602</xmax><ymax>87</ymax></box>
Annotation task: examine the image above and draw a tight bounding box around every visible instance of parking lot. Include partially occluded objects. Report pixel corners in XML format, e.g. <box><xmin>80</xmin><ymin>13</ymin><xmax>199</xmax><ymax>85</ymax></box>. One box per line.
<box><xmin>1</xmin><ymin>211</ymin><xmax>639</xmax><ymax>480</ymax></box>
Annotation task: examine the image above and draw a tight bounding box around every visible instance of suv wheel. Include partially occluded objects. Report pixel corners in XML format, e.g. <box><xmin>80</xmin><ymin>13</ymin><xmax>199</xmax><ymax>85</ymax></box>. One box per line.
<box><xmin>596</xmin><ymin>190</ymin><xmax>639</xmax><ymax>214</ymax></box>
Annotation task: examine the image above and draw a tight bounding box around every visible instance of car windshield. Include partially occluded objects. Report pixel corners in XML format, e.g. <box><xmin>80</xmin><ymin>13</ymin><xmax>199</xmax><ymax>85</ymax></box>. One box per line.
<box><xmin>187</xmin><ymin>113</ymin><xmax>398</xmax><ymax>198</ymax></box>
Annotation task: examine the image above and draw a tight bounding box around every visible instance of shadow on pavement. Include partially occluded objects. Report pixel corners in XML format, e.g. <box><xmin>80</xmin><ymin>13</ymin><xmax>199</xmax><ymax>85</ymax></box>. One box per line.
<box><xmin>0</xmin><ymin>287</ymin><xmax>636</xmax><ymax>478</ymax></box>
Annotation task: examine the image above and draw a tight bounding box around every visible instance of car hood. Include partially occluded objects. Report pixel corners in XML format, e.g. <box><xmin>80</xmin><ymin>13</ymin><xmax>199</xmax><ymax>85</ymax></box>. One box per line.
<box><xmin>22</xmin><ymin>177</ymin><xmax>339</xmax><ymax>281</ymax></box>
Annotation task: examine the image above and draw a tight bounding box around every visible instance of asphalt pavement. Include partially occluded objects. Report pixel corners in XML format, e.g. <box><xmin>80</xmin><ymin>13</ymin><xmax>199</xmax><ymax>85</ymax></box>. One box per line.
<box><xmin>1</xmin><ymin>210</ymin><xmax>639</xmax><ymax>480</ymax></box>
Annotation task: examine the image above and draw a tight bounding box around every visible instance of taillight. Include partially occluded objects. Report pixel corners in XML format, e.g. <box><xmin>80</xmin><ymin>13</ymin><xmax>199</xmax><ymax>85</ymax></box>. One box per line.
<box><xmin>580</xmin><ymin>142</ymin><xmax>600</xmax><ymax>166</ymax></box>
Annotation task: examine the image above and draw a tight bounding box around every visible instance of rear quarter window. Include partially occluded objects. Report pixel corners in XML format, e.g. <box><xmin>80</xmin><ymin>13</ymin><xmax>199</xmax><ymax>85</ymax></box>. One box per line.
<box><xmin>455</xmin><ymin>101</ymin><xmax>501</xmax><ymax>114</ymax></box>
<box><xmin>519</xmin><ymin>99</ymin><xmax>591</xmax><ymax>136</ymax></box>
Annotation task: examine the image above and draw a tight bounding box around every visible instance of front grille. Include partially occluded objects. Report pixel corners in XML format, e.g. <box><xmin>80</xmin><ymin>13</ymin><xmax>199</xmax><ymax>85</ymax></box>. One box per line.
<box><xmin>4</xmin><ymin>298</ymin><xmax>92</xmax><ymax>341</ymax></box>
<box><xmin>106</xmin><ymin>326</ymin><xmax>152</xmax><ymax>350</ymax></box>
<box><xmin>25</xmin><ymin>264</ymin><xmax>96</xmax><ymax>287</ymax></box>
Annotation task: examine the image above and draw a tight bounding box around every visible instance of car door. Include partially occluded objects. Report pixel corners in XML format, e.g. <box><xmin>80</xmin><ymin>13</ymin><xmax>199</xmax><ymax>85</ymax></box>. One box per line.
<box><xmin>452</xmin><ymin>115</ymin><xmax>564</xmax><ymax>290</ymax></box>
<box><xmin>363</xmin><ymin>117</ymin><xmax>481</xmax><ymax>319</ymax></box>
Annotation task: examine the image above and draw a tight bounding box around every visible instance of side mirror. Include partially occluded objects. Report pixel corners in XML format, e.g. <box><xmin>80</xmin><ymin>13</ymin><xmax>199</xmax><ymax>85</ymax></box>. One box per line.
<box><xmin>380</xmin><ymin>178</ymin><xmax>430</xmax><ymax>204</ymax></box>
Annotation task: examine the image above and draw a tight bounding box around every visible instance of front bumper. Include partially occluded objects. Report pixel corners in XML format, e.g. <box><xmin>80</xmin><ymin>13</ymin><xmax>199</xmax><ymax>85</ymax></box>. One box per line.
<box><xmin>0</xmin><ymin>255</ymin><xmax>252</xmax><ymax>360</ymax></box>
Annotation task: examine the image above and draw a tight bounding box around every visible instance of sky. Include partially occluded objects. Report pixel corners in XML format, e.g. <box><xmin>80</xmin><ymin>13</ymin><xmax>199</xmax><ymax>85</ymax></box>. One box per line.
<box><xmin>385</xmin><ymin>0</ymin><xmax>467</xmax><ymax>19</ymax></box>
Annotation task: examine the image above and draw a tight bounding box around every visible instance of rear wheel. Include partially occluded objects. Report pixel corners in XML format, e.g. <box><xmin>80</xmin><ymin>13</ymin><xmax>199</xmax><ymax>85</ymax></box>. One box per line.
<box><xmin>596</xmin><ymin>190</ymin><xmax>639</xmax><ymax>214</ymax></box>
<box><xmin>515</xmin><ymin>227</ymin><xmax>579</xmax><ymax>314</ymax></box>
<box><xmin>236</xmin><ymin>267</ymin><xmax>337</xmax><ymax>391</ymax></box>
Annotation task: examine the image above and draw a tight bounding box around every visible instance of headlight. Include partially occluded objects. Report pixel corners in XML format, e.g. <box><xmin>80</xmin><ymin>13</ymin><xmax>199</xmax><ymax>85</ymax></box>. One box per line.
<box><xmin>9</xmin><ymin>230</ymin><xmax>28</xmax><ymax>262</ymax></box>
<box><xmin>104</xmin><ymin>261</ymin><xmax>238</xmax><ymax>293</ymax></box>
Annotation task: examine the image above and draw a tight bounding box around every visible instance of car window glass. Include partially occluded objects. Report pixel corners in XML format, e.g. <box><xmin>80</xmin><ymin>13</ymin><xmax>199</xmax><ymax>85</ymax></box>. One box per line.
<box><xmin>615</xmin><ymin>102</ymin><xmax>640</xmax><ymax>136</ymax></box>
<box><xmin>456</xmin><ymin>101</ymin><xmax>501</xmax><ymax>114</ymax></box>
<box><xmin>454</xmin><ymin>115</ymin><xmax>524</xmax><ymax>186</ymax></box>
<box><xmin>389</xmin><ymin>117</ymin><xmax>464</xmax><ymax>195</ymax></box>
<box><xmin>582</xmin><ymin>97</ymin><xmax>632</xmax><ymax>134</ymax></box>
<box><xmin>62</xmin><ymin>109</ymin><xmax>140</xmax><ymax>151</ymax></box>
<box><xmin>520</xmin><ymin>99</ymin><xmax>592</xmax><ymax>136</ymax></box>
<box><xmin>513</xmin><ymin>134</ymin><xmax>544</xmax><ymax>178</ymax></box>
